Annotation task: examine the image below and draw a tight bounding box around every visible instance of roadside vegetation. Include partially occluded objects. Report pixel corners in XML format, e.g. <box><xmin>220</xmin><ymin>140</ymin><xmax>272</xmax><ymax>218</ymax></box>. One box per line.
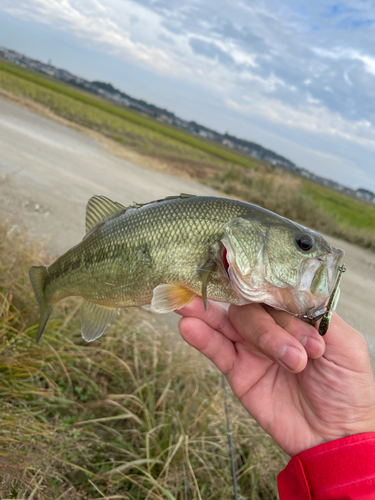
<box><xmin>205</xmin><ymin>166</ymin><xmax>375</xmax><ymax>251</ymax></box>
<box><xmin>0</xmin><ymin>223</ymin><xmax>286</xmax><ymax>499</ymax></box>
<box><xmin>0</xmin><ymin>58</ymin><xmax>374</xmax><ymax>253</ymax></box>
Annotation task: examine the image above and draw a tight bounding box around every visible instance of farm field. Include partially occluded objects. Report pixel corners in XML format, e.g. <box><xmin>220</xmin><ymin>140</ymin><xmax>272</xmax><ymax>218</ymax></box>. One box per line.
<box><xmin>0</xmin><ymin>59</ymin><xmax>374</xmax><ymax>251</ymax></box>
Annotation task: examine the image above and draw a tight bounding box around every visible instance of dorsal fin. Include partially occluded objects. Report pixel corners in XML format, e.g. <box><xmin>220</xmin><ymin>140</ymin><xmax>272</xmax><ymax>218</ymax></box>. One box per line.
<box><xmin>132</xmin><ymin>193</ymin><xmax>196</xmax><ymax>209</ymax></box>
<box><xmin>85</xmin><ymin>195</ymin><xmax>126</xmax><ymax>233</ymax></box>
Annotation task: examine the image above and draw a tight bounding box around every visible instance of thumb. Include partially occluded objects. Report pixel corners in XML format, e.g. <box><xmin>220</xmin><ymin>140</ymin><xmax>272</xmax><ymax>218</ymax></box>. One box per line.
<box><xmin>321</xmin><ymin>313</ymin><xmax>372</xmax><ymax>372</ymax></box>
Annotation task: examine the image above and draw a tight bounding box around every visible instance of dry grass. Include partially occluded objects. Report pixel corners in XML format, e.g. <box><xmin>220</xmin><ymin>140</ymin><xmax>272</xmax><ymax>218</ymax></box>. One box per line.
<box><xmin>205</xmin><ymin>165</ymin><xmax>375</xmax><ymax>251</ymax></box>
<box><xmin>0</xmin><ymin>223</ymin><xmax>287</xmax><ymax>499</ymax></box>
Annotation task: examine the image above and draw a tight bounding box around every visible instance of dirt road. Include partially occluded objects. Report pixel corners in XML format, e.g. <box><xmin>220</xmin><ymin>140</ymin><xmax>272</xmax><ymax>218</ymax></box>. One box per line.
<box><xmin>1</xmin><ymin>97</ymin><xmax>374</xmax><ymax>360</ymax></box>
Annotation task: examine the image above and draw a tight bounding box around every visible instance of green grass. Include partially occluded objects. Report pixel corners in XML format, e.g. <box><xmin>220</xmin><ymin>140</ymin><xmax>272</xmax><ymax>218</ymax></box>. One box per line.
<box><xmin>0</xmin><ymin>223</ymin><xmax>286</xmax><ymax>499</ymax></box>
<box><xmin>1</xmin><ymin>58</ymin><xmax>375</xmax><ymax>251</ymax></box>
<box><xmin>303</xmin><ymin>181</ymin><xmax>375</xmax><ymax>230</ymax></box>
<box><xmin>0</xmin><ymin>60</ymin><xmax>258</xmax><ymax>170</ymax></box>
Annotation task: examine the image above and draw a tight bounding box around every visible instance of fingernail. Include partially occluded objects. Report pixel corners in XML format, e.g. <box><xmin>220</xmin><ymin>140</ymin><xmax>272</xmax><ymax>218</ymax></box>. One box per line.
<box><xmin>301</xmin><ymin>336</ymin><xmax>324</xmax><ymax>358</ymax></box>
<box><xmin>279</xmin><ymin>345</ymin><xmax>303</xmax><ymax>371</ymax></box>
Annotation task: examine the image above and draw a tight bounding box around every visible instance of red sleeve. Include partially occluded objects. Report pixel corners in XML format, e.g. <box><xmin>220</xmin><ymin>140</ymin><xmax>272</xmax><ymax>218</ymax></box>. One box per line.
<box><xmin>277</xmin><ymin>433</ymin><xmax>375</xmax><ymax>499</ymax></box>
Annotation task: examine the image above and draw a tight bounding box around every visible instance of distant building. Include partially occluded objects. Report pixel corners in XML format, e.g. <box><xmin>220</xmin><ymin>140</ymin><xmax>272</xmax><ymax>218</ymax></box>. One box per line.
<box><xmin>356</xmin><ymin>188</ymin><xmax>375</xmax><ymax>202</ymax></box>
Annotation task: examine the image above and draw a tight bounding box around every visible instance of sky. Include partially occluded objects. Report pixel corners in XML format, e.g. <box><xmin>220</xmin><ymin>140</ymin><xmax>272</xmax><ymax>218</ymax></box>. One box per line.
<box><xmin>1</xmin><ymin>0</ymin><xmax>375</xmax><ymax>192</ymax></box>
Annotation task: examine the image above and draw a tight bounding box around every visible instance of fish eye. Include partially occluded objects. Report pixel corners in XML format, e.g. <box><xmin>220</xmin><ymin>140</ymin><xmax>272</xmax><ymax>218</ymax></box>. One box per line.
<box><xmin>296</xmin><ymin>234</ymin><xmax>314</xmax><ymax>252</ymax></box>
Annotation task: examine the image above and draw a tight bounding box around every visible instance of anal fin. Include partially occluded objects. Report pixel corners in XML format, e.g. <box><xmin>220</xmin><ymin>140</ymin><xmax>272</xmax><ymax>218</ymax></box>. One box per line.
<box><xmin>81</xmin><ymin>301</ymin><xmax>119</xmax><ymax>342</ymax></box>
<box><xmin>151</xmin><ymin>284</ymin><xmax>195</xmax><ymax>313</ymax></box>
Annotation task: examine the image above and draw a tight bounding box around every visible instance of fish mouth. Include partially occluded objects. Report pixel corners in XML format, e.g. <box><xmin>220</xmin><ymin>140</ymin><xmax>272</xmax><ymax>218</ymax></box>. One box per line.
<box><xmin>325</xmin><ymin>247</ymin><xmax>345</xmax><ymax>294</ymax></box>
<box><xmin>297</xmin><ymin>246</ymin><xmax>344</xmax><ymax>316</ymax></box>
<box><xmin>300</xmin><ymin>247</ymin><xmax>344</xmax><ymax>295</ymax></box>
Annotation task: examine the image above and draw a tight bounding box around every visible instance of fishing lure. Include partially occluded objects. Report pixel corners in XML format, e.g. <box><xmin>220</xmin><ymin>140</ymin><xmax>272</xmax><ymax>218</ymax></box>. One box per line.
<box><xmin>318</xmin><ymin>264</ymin><xmax>346</xmax><ymax>336</ymax></box>
<box><xmin>297</xmin><ymin>264</ymin><xmax>346</xmax><ymax>335</ymax></box>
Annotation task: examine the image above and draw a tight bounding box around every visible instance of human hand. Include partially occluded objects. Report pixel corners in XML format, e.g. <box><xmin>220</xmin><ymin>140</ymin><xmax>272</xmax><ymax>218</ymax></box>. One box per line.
<box><xmin>176</xmin><ymin>298</ymin><xmax>375</xmax><ymax>457</ymax></box>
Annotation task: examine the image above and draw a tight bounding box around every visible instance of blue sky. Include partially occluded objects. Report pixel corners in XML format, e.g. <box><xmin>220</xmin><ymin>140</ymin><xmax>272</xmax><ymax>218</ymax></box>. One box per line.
<box><xmin>1</xmin><ymin>0</ymin><xmax>375</xmax><ymax>192</ymax></box>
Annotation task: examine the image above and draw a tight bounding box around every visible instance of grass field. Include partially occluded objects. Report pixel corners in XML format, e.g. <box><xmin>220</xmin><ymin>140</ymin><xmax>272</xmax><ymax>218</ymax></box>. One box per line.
<box><xmin>0</xmin><ymin>58</ymin><xmax>374</xmax><ymax>253</ymax></box>
<box><xmin>0</xmin><ymin>223</ymin><xmax>286</xmax><ymax>499</ymax></box>
<box><xmin>0</xmin><ymin>61</ymin><xmax>260</xmax><ymax>170</ymax></box>
<box><xmin>205</xmin><ymin>165</ymin><xmax>375</xmax><ymax>250</ymax></box>
<box><xmin>303</xmin><ymin>181</ymin><xmax>375</xmax><ymax>230</ymax></box>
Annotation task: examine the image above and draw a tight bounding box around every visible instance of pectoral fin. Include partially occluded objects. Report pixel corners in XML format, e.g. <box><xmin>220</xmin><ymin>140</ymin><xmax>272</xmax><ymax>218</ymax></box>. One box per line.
<box><xmin>81</xmin><ymin>301</ymin><xmax>119</xmax><ymax>342</ymax></box>
<box><xmin>200</xmin><ymin>259</ymin><xmax>216</xmax><ymax>310</ymax></box>
<box><xmin>151</xmin><ymin>284</ymin><xmax>195</xmax><ymax>313</ymax></box>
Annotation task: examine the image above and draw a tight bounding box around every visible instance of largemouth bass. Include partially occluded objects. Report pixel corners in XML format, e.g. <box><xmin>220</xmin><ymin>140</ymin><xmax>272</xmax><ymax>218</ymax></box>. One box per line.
<box><xmin>29</xmin><ymin>194</ymin><xmax>344</xmax><ymax>342</ymax></box>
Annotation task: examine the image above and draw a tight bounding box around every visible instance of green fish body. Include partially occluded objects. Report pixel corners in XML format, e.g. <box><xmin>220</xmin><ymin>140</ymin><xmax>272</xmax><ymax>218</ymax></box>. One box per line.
<box><xmin>29</xmin><ymin>194</ymin><xmax>344</xmax><ymax>342</ymax></box>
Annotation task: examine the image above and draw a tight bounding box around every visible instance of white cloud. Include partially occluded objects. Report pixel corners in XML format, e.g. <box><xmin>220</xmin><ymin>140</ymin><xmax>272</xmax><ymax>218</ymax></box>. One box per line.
<box><xmin>355</xmin><ymin>54</ymin><xmax>375</xmax><ymax>76</ymax></box>
<box><xmin>344</xmin><ymin>72</ymin><xmax>352</xmax><ymax>86</ymax></box>
<box><xmin>1</xmin><ymin>0</ymin><xmax>184</xmax><ymax>75</ymax></box>
<box><xmin>1</xmin><ymin>0</ymin><xmax>375</xmax><ymax>190</ymax></box>
<box><xmin>307</xmin><ymin>93</ymin><xmax>320</xmax><ymax>104</ymax></box>
<box><xmin>312</xmin><ymin>46</ymin><xmax>375</xmax><ymax>76</ymax></box>
<box><xmin>226</xmin><ymin>96</ymin><xmax>375</xmax><ymax>153</ymax></box>
<box><xmin>238</xmin><ymin>70</ymin><xmax>296</xmax><ymax>93</ymax></box>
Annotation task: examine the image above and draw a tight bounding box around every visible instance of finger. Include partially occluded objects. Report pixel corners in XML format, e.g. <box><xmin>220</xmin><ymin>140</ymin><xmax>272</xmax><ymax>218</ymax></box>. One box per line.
<box><xmin>229</xmin><ymin>304</ymin><xmax>308</xmax><ymax>372</ymax></box>
<box><xmin>178</xmin><ymin>316</ymin><xmax>237</xmax><ymax>375</ymax></box>
<box><xmin>179</xmin><ymin>316</ymin><xmax>275</xmax><ymax>398</ymax></box>
<box><xmin>175</xmin><ymin>296</ymin><xmax>244</xmax><ymax>342</ymax></box>
<box><xmin>263</xmin><ymin>305</ymin><xmax>325</xmax><ymax>359</ymax></box>
<box><xmin>319</xmin><ymin>312</ymin><xmax>364</xmax><ymax>348</ymax></box>
<box><xmin>317</xmin><ymin>313</ymin><xmax>371</xmax><ymax>371</ymax></box>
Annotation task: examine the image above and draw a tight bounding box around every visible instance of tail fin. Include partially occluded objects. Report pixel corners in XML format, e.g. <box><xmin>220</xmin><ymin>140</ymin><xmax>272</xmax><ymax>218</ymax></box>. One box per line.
<box><xmin>29</xmin><ymin>266</ymin><xmax>53</xmax><ymax>343</ymax></box>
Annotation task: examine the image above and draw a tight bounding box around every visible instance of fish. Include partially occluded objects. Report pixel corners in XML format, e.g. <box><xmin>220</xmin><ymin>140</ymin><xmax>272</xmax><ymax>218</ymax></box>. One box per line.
<box><xmin>29</xmin><ymin>194</ymin><xmax>344</xmax><ymax>343</ymax></box>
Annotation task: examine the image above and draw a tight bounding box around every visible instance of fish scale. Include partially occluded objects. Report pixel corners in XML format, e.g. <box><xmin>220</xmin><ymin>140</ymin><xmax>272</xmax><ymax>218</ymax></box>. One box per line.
<box><xmin>29</xmin><ymin>194</ymin><xmax>344</xmax><ymax>342</ymax></box>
